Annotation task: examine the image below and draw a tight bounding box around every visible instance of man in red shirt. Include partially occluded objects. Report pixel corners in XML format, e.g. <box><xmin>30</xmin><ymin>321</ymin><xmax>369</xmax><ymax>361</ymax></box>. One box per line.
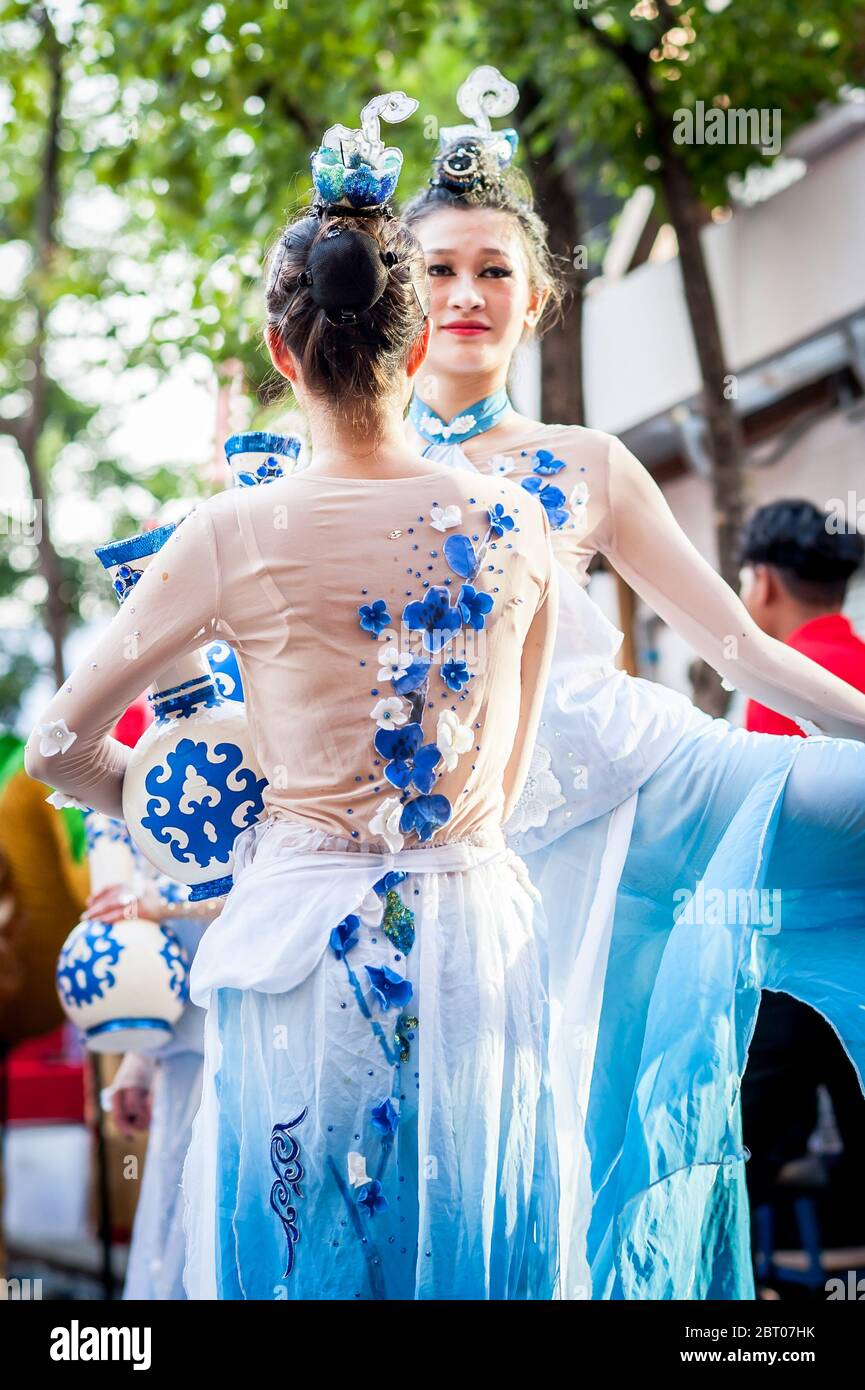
<box><xmin>737</xmin><ymin>499</ymin><xmax>865</xmax><ymax>1279</ymax></box>
<box><xmin>739</xmin><ymin>498</ymin><xmax>865</xmax><ymax>733</ymax></box>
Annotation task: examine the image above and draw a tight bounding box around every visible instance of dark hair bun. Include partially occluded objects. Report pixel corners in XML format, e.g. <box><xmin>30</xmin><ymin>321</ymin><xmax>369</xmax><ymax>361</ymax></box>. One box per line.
<box><xmin>305</xmin><ymin>226</ymin><xmax>389</xmax><ymax>321</ymax></box>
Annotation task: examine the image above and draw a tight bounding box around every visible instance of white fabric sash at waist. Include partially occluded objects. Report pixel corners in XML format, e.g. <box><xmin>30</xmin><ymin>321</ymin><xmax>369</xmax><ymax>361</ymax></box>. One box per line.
<box><xmin>188</xmin><ymin>819</ymin><xmax>520</xmax><ymax>1008</ymax></box>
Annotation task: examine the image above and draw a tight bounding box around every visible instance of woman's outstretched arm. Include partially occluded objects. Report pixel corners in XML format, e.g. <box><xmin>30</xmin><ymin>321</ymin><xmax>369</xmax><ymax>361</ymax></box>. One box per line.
<box><xmin>24</xmin><ymin>503</ymin><xmax>223</xmax><ymax>816</ymax></box>
<box><xmin>601</xmin><ymin>436</ymin><xmax>865</xmax><ymax>741</ymax></box>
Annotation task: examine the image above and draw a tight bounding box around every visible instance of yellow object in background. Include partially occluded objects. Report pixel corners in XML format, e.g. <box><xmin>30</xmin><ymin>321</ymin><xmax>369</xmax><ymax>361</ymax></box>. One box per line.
<box><xmin>0</xmin><ymin>762</ymin><xmax>89</xmax><ymax>1049</ymax></box>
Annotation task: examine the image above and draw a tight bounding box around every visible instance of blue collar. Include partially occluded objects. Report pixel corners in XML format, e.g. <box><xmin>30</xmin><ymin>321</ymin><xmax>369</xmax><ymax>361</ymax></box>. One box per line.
<box><xmin>409</xmin><ymin>386</ymin><xmax>512</xmax><ymax>444</ymax></box>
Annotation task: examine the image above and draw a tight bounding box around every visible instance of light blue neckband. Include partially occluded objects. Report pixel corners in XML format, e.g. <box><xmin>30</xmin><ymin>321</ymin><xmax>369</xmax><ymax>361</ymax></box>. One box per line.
<box><xmin>409</xmin><ymin>386</ymin><xmax>512</xmax><ymax>445</ymax></box>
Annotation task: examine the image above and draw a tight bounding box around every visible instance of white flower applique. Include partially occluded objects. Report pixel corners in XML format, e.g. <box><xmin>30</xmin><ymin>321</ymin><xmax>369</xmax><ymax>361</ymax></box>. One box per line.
<box><xmin>420</xmin><ymin>412</ymin><xmax>477</xmax><ymax>440</ymax></box>
<box><xmin>436</xmin><ymin>709</ymin><xmax>473</xmax><ymax>773</ymax></box>
<box><xmin>45</xmin><ymin>789</ymin><xmax>90</xmax><ymax>812</ymax></box>
<box><xmin>369</xmin><ymin>796</ymin><xmax>405</xmax><ymax>853</ymax></box>
<box><xmin>445</xmin><ymin>414</ymin><xmax>476</xmax><ymax>438</ymax></box>
<box><xmin>357</xmin><ymin>888</ymin><xmax>385</xmax><ymax>929</ymax></box>
<box><xmin>370</xmin><ymin>696</ymin><xmax>408</xmax><ymax>730</ymax></box>
<box><xmin>347</xmin><ymin>1152</ymin><xmax>371</xmax><ymax>1188</ymax></box>
<box><xmin>503</xmin><ymin>743</ymin><xmax>566</xmax><ymax>836</ymax></box>
<box><xmin>488</xmin><ymin>454</ymin><xmax>516</xmax><ymax>476</ymax></box>
<box><xmin>429</xmin><ymin>504</ymin><xmax>462</xmax><ymax>532</ymax></box>
<box><xmin>376</xmin><ymin>648</ymin><xmax>413</xmax><ymax>682</ymax></box>
<box><xmin>37</xmin><ymin>718</ymin><xmax>78</xmax><ymax>758</ymax></box>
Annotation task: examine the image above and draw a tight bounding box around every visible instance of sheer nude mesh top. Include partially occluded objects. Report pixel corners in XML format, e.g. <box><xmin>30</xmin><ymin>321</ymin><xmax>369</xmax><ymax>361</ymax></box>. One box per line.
<box><xmin>25</xmin><ymin>464</ymin><xmax>557</xmax><ymax>846</ymax></box>
<box><xmin>26</xmin><ymin>419</ymin><xmax>865</xmax><ymax>845</ymax></box>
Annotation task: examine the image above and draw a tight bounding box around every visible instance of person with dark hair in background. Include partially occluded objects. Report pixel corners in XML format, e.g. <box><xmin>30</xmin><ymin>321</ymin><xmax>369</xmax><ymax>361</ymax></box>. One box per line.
<box><xmin>739</xmin><ymin>500</ymin><xmax>865</xmax><ymax>1268</ymax></box>
<box><xmin>740</xmin><ymin>499</ymin><xmax>865</xmax><ymax>734</ymax></box>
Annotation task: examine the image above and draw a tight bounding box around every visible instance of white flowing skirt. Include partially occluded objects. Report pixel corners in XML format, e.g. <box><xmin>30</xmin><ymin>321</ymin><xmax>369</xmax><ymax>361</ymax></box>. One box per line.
<box><xmin>182</xmin><ymin>818</ymin><xmax>560</xmax><ymax>1300</ymax></box>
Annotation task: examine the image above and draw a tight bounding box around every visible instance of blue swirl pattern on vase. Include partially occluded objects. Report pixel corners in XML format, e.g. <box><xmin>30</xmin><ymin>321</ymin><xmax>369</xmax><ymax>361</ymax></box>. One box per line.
<box><xmin>140</xmin><ymin>738</ymin><xmax>267</xmax><ymax>873</ymax></box>
<box><xmin>56</xmin><ymin>920</ymin><xmax>125</xmax><ymax>1008</ymax></box>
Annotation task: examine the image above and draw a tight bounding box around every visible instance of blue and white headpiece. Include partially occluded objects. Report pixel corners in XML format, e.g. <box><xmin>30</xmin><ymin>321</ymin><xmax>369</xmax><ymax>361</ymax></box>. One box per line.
<box><xmin>269</xmin><ymin>92</ymin><xmax>425</xmax><ymax>338</ymax></box>
<box><xmin>311</xmin><ymin>91</ymin><xmax>419</xmax><ymax>212</ymax></box>
<box><xmin>432</xmin><ymin>66</ymin><xmax>520</xmax><ymax>194</ymax></box>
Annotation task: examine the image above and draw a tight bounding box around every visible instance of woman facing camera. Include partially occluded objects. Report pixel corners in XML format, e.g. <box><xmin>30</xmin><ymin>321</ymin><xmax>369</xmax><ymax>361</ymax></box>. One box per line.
<box><xmin>400</xmin><ymin>67</ymin><xmax>865</xmax><ymax>1301</ymax></box>
<box><xmin>25</xmin><ymin>95</ymin><xmax>561</xmax><ymax>1300</ymax></box>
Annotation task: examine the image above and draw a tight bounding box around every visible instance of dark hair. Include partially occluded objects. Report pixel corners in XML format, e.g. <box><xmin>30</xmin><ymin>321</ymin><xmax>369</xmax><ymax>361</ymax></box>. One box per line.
<box><xmin>739</xmin><ymin>498</ymin><xmax>864</xmax><ymax>606</ymax></box>
<box><xmin>265</xmin><ymin>207</ymin><xmax>429</xmax><ymax>436</ymax></box>
<box><xmin>401</xmin><ymin>139</ymin><xmax>565</xmax><ymax>334</ymax></box>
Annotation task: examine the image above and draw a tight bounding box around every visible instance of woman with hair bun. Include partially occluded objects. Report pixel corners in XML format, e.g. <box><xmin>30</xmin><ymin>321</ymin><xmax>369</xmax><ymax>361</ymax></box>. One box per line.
<box><xmin>401</xmin><ymin>67</ymin><xmax>865</xmax><ymax>1301</ymax></box>
<box><xmin>25</xmin><ymin>95</ymin><xmax>563</xmax><ymax>1300</ymax></box>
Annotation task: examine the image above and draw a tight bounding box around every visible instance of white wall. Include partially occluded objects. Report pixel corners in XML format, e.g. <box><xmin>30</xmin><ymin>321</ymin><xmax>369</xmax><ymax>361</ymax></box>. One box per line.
<box><xmin>583</xmin><ymin>130</ymin><xmax>865</xmax><ymax>435</ymax></box>
<box><xmin>650</xmin><ymin>405</ymin><xmax>865</xmax><ymax>700</ymax></box>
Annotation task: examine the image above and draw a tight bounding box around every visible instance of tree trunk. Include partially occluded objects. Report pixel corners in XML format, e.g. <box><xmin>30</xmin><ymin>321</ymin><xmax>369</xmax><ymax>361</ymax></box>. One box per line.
<box><xmin>529</xmin><ymin>147</ymin><xmax>586</xmax><ymax>426</ymax></box>
<box><xmin>656</xmin><ymin>153</ymin><xmax>745</xmax><ymax>590</ymax></box>
<box><xmin>21</xmin><ymin>9</ymin><xmax>68</xmax><ymax>687</ymax></box>
<box><xmin>518</xmin><ymin>81</ymin><xmax>586</xmax><ymax>426</ymax></box>
<box><xmin>574</xmin><ymin>16</ymin><xmax>744</xmax><ymax>714</ymax></box>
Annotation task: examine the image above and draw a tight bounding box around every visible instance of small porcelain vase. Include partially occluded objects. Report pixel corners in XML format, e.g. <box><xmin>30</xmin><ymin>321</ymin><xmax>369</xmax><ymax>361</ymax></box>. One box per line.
<box><xmin>95</xmin><ymin>524</ymin><xmax>268</xmax><ymax>900</ymax></box>
<box><xmin>56</xmin><ymin>812</ymin><xmax>189</xmax><ymax>1052</ymax></box>
<box><xmin>205</xmin><ymin>432</ymin><xmax>302</xmax><ymax>703</ymax></box>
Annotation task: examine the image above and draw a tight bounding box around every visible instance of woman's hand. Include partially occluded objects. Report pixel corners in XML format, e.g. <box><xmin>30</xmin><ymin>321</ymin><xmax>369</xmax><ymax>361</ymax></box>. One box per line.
<box><xmin>110</xmin><ymin>1084</ymin><xmax>152</xmax><ymax>1138</ymax></box>
<box><xmin>83</xmin><ymin>880</ymin><xmax>163</xmax><ymax>924</ymax></box>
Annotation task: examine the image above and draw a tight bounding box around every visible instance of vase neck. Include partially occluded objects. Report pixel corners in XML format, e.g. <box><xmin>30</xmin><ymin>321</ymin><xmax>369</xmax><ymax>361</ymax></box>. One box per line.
<box><xmin>149</xmin><ymin>654</ymin><xmax>221</xmax><ymax>721</ymax></box>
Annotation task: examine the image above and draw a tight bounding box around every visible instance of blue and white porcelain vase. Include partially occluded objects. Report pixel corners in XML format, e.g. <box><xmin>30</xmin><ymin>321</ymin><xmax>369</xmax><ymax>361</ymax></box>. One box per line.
<box><xmin>205</xmin><ymin>432</ymin><xmax>302</xmax><ymax>703</ymax></box>
<box><xmin>223</xmin><ymin>430</ymin><xmax>301</xmax><ymax>490</ymax></box>
<box><xmin>56</xmin><ymin>812</ymin><xmax>190</xmax><ymax>1052</ymax></box>
<box><xmin>95</xmin><ymin>525</ymin><xmax>268</xmax><ymax>901</ymax></box>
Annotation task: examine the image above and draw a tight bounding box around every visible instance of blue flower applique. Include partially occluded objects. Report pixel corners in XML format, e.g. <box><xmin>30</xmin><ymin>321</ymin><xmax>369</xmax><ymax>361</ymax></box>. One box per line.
<box><xmin>330</xmin><ymin>914</ymin><xmax>360</xmax><ymax>958</ymax></box>
<box><xmin>441</xmin><ymin>659</ymin><xmax>470</xmax><ymax>692</ymax></box>
<box><xmin>366</xmin><ymin>963</ymin><xmax>414</xmax><ymax>1011</ymax></box>
<box><xmin>521</xmin><ymin>476</ymin><xmax>570</xmax><ymax>529</ymax></box>
<box><xmin>531</xmin><ymin>448</ymin><xmax>567</xmax><ymax>476</ymax></box>
<box><xmin>402</xmin><ymin>586</ymin><xmax>462</xmax><ymax>653</ymax></box>
<box><xmin>487</xmin><ymin>503</ymin><xmax>515</xmax><ymax>537</ymax></box>
<box><xmin>357</xmin><ymin>1179</ymin><xmax>389</xmax><ymax>1216</ymax></box>
<box><xmin>443</xmin><ymin>533</ymin><xmax>479</xmax><ymax>580</ymax></box>
<box><xmin>402</xmin><ymin>744</ymin><xmax>441</xmax><ymax>794</ymax></box>
<box><xmin>374</xmin><ymin>722</ymin><xmax>441</xmax><ymax>792</ymax></box>
<box><xmin>373</xmin><ymin>869</ymin><xmax>407</xmax><ymax>896</ymax></box>
<box><xmin>358</xmin><ymin>598</ymin><xmax>392</xmax><ymax>637</ymax></box>
<box><xmin>399</xmin><ymin>794</ymin><xmax>452</xmax><ymax>842</ymax></box>
<box><xmin>371</xmin><ymin>1097</ymin><xmax>400</xmax><ymax>1135</ymax></box>
<box><xmin>457</xmin><ymin>583</ymin><xmax>494</xmax><ymax>631</ymax></box>
<box><xmin>391</xmin><ymin>656</ymin><xmax>430</xmax><ymax>696</ymax></box>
